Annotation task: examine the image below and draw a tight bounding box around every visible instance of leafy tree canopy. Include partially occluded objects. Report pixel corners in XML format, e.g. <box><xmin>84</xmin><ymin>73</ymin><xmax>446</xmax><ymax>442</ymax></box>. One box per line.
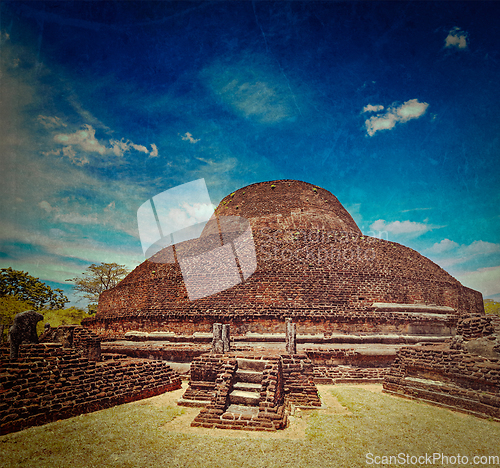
<box><xmin>66</xmin><ymin>262</ymin><xmax>130</xmax><ymax>304</ymax></box>
<box><xmin>0</xmin><ymin>267</ymin><xmax>69</xmax><ymax>310</ymax></box>
<box><xmin>484</xmin><ymin>299</ymin><xmax>500</xmax><ymax>316</ymax></box>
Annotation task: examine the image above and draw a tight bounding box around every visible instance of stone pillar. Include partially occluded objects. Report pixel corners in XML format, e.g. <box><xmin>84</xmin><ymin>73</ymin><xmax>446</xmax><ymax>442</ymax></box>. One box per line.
<box><xmin>211</xmin><ymin>323</ymin><xmax>224</xmax><ymax>354</ymax></box>
<box><xmin>285</xmin><ymin>318</ymin><xmax>296</xmax><ymax>355</ymax></box>
<box><xmin>222</xmin><ymin>324</ymin><xmax>230</xmax><ymax>353</ymax></box>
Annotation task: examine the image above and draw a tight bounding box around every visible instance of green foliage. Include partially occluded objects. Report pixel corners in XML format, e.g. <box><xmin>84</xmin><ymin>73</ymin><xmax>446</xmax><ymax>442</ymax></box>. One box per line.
<box><xmin>0</xmin><ymin>267</ymin><xmax>68</xmax><ymax>310</ymax></box>
<box><xmin>0</xmin><ymin>296</ymin><xmax>33</xmax><ymax>340</ymax></box>
<box><xmin>66</xmin><ymin>262</ymin><xmax>129</xmax><ymax>303</ymax></box>
<box><xmin>484</xmin><ymin>299</ymin><xmax>500</xmax><ymax>316</ymax></box>
<box><xmin>0</xmin><ymin>297</ymin><xmax>87</xmax><ymax>340</ymax></box>
<box><xmin>36</xmin><ymin>307</ymin><xmax>89</xmax><ymax>335</ymax></box>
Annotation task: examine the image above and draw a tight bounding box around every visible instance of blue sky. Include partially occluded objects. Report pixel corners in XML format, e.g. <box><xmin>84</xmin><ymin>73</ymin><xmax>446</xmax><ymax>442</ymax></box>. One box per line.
<box><xmin>1</xmin><ymin>1</ymin><xmax>499</xmax><ymax>308</ymax></box>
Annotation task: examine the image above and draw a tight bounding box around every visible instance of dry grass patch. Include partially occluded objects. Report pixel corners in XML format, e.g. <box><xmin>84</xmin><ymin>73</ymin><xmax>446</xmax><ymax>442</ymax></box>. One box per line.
<box><xmin>1</xmin><ymin>384</ymin><xmax>499</xmax><ymax>468</ymax></box>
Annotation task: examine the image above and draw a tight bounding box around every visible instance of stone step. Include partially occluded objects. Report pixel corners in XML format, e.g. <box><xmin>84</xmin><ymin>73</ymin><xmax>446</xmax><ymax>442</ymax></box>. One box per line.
<box><xmin>225</xmin><ymin>404</ymin><xmax>259</xmax><ymax>417</ymax></box>
<box><xmin>235</xmin><ymin>369</ymin><xmax>263</xmax><ymax>384</ymax></box>
<box><xmin>230</xmin><ymin>389</ymin><xmax>260</xmax><ymax>406</ymax></box>
<box><xmin>233</xmin><ymin>382</ymin><xmax>261</xmax><ymax>393</ymax></box>
<box><xmin>237</xmin><ymin>358</ymin><xmax>268</xmax><ymax>372</ymax></box>
<box><xmin>371</xmin><ymin>302</ymin><xmax>455</xmax><ymax>315</ymax></box>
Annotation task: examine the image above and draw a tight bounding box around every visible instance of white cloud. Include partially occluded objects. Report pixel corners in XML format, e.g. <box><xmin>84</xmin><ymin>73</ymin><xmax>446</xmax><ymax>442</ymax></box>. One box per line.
<box><xmin>54</xmin><ymin>212</ymin><xmax>99</xmax><ymax>225</ymax></box>
<box><xmin>130</xmin><ymin>143</ymin><xmax>149</xmax><ymax>153</ymax></box>
<box><xmin>149</xmin><ymin>143</ymin><xmax>159</xmax><ymax>158</ymax></box>
<box><xmin>425</xmin><ymin>239</ymin><xmax>500</xmax><ymax>271</ymax></box>
<box><xmin>203</xmin><ymin>57</ymin><xmax>298</xmax><ymax>124</ymax></box>
<box><xmin>366</xmin><ymin>113</ymin><xmax>398</xmax><ymax>135</ymax></box>
<box><xmin>445</xmin><ymin>27</ymin><xmax>468</xmax><ymax>49</ymax></box>
<box><xmin>110</xmin><ymin>138</ymin><xmax>157</xmax><ymax>157</ymax></box>
<box><xmin>62</xmin><ymin>145</ymin><xmax>89</xmax><ymax>166</ymax></box>
<box><xmin>37</xmin><ymin>115</ymin><xmax>67</xmax><ymax>129</ymax></box>
<box><xmin>362</xmin><ymin>104</ymin><xmax>384</xmax><ymax>113</ymax></box>
<box><xmin>455</xmin><ymin>266</ymin><xmax>500</xmax><ymax>298</ymax></box>
<box><xmin>54</xmin><ymin>124</ymin><xmax>107</xmax><ymax>155</ymax></box>
<box><xmin>395</xmin><ymin>100</ymin><xmax>429</xmax><ymax>122</ymax></box>
<box><xmin>181</xmin><ymin>202</ymin><xmax>215</xmax><ymax>222</ymax></box>
<box><xmin>370</xmin><ymin>219</ymin><xmax>440</xmax><ymax>236</ymax></box>
<box><xmin>180</xmin><ymin>132</ymin><xmax>200</xmax><ymax>144</ymax></box>
<box><xmin>364</xmin><ymin>99</ymin><xmax>429</xmax><ymax>136</ymax></box>
<box><xmin>39</xmin><ymin>200</ymin><xmax>53</xmax><ymax>213</ymax></box>
<box><xmin>426</xmin><ymin>238</ymin><xmax>459</xmax><ymax>254</ymax></box>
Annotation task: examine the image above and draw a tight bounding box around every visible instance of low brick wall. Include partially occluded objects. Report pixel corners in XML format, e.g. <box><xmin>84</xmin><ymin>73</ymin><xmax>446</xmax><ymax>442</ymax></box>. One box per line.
<box><xmin>0</xmin><ymin>343</ymin><xmax>181</xmax><ymax>435</ymax></box>
<box><xmin>191</xmin><ymin>356</ymin><xmax>287</xmax><ymax>431</ymax></box>
<box><xmin>181</xmin><ymin>354</ymin><xmax>226</xmax><ymax>403</ymax></box>
<box><xmin>282</xmin><ymin>354</ymin><xmax>321</xmax><ymax>407</ymax></box>
<box><xmin>457</xmin><ymin>315</ymin><xmax>495</xmax><ymax>340</ymax></box>
<box><xmin>383</xmin><ymin>344</ymin><xmax>500</xmax><ymax>420</ymax></box>
<box><xmin>313</xmin><ymin>365</ymin><xmax>389</xmax><ymax>383</ymax></box>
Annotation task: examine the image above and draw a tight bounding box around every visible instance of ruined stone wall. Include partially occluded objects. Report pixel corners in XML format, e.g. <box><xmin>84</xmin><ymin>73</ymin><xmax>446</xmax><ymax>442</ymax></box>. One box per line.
<box><xmin>313</xmin><ymin>365</ymin><xmax>389</xmax><ymax>383</ymax></box>
<box><xmin>181</xmin><ymin>354</ymin><xmax>225</xmax><ymax>402</ymax></box>
<box><xmin>383</xmin><ymin>344</ymin><xmax>500</xmax><ymax>420</ymax></box>
<box><xmin>0</xmin><ymin>343</ymin><xmax>181</xmax><ymax>435</ymax></box>
<box><xmin>457</xmin><ymin>316</ymin><xmax>495</xmax><ymax>340</ymax></box>
<box><xmin>306</xmin><ymin>348</ymin><xmax>393</xmax><ymax>384</ymax></box>
<box><xmin>281</xmin><ymin>354</ymin><xmax>321</xmax><ymax>407</ymax></box>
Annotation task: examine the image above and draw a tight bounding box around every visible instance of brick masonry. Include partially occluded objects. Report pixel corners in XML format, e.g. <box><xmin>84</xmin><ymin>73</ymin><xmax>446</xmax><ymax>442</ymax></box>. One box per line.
<box><xmin>84</xmin><ymin>180</ymin><xmax>483</xmax><ymax>338</ymax></box>
<box><xmin>383</xmin><ymin>315</ymin><xmax>500</xmax><ymax>420</ymax></box>
<box><xmin>183</xmin><ymin>353</ymin><xmax>320</xmax><ymax>431</ymax></box>
<box><xmin>0</xmin><ymin>342</ymin><xmax>181</xmax><ymax>435</ymax></box>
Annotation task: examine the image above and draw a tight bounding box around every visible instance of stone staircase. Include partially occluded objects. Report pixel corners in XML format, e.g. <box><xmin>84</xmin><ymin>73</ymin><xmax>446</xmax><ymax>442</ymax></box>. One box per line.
<box><xmin>225</xmin><ymin>358</ymin><xmax>267</xmax><ymax>415</ymax></box>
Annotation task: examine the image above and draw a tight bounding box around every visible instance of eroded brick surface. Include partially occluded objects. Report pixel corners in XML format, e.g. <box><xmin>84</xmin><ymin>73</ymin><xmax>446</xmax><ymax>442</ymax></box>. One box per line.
<box><xmin>0</xmin><ymin>343</ymin><xmax>181</xmax><ymax>435</ymax></box>
<box><xmin>383</xmin><ymin>341</ymin><xmax>500</xmax><ymax>420</ymax></box>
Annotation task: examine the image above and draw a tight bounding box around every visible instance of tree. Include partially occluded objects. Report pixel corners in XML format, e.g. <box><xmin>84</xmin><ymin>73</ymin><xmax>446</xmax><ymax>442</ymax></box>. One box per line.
<box><xmin>66</xmin><ymin>262</ymin><xmax>130</xmax><ymax>305</ymax></box>
<box><xmin>484</xmin><ymin>299</ymin><xmax>500</xmax><ymax>317</ymax></box>
<box><xmin>0</xmin><ymin>268</ymin><xmax>69</xmax><ymax>310</ymax></box>
<box><xmin>0</xmin><ymin>296</ymin><xmax>33</xmax><ymax>341</ymax></box>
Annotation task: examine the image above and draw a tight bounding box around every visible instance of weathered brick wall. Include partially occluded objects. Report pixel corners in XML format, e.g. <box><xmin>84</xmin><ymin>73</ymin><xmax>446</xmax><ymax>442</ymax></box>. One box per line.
<box><xmin>281</xmin><ymin>354</ymin><xmax>321</xmax><ymax>407</ymax></box>
<box><xmin>84</xmin><ymin>307</ymin><xmax>460</xmax><ymax>340</ymax></box>
<box><xmin>313</xmin><ymin>365</ymin><xmax>389</xmax><ymax>383</ymax></box>
<box><xmin>305</xmin><ymin>348</ymin><xmax>394</xmax><ymax>383</ymax></box>
<box><xmin>457</xmin><ymin>316</ymin><xmax>495</xmax><ymax>340</ymax></box>
<box><xmin>181</xmin><ymin>354</ymin><xmax>225</xmax><ymax>402</ymax></box>
<box><xmin>0</xmin><ymin>343</ymin><xmax>181</xmax><ymax>435</ymax></box>
<box><xmin>383</xmin><ymin>344</ymin><xmax>500</xmax><ymax>420</ymax></box>
<box><xmin>86</xmin><ymin>179</ymin><xmax>483</xmax><ymax>338</ymax></box>
<box><xmin>40</xmin><ymin>325</ymin><xmax>102</xmax><ymax>361</ymax></box>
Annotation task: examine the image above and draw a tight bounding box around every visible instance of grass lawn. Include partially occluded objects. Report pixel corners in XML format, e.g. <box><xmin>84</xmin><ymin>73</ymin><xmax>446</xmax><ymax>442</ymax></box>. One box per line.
<box><xmin>1</xmin><ymin>384</ymin><xmax>499</xmax><ymax>468</ymax></box>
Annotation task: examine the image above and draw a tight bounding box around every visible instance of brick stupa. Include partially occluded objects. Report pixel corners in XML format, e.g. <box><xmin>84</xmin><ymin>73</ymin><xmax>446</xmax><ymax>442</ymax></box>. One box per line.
<box><xmin>85</xmin><ymin>180</ymin><xmax>483</xmax><ymax>339</ymax></box>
